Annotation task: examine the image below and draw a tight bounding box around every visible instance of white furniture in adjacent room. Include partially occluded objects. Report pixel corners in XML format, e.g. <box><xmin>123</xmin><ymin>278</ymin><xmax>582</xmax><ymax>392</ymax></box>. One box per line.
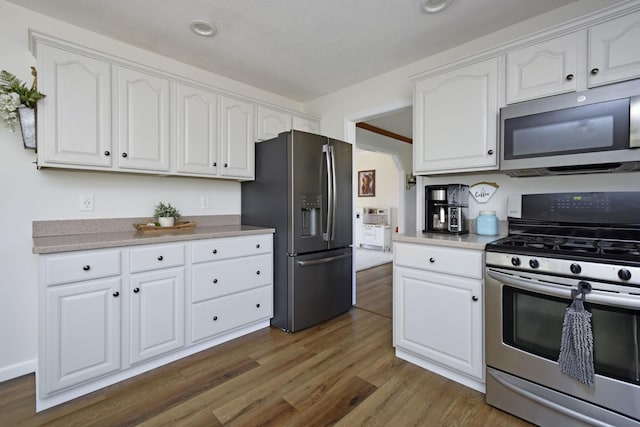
<box><xmin>393</xmin><ymin>241</ymin><xmax>485</xmax><ymax>393</ymax></box>
<box><xmin>356</xmin><ymin>207</ymin><xmax>392</xmax><ymax>251</ymax></box>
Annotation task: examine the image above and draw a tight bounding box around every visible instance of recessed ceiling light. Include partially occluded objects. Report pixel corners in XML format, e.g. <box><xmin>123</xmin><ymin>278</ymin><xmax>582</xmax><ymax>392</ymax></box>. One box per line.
<box><xmin>189</xmin><ymin>20</ymin><xmax>217</xmax><ymax>37</ymax></box>
<box><xmin>420</xmin><ymin>0</ymin><xmax>454</xmax><ymax>13</ymax></box>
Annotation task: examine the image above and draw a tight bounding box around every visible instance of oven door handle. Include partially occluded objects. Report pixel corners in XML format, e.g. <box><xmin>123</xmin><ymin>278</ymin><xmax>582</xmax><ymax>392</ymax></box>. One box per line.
<box><xmin>487</xmin><ymin>269</ymin><xmax>640</xmax><ymax>310</ymax></box>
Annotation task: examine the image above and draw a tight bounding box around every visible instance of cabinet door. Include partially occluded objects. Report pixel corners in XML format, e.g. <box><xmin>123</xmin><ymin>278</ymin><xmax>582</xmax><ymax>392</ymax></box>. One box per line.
<box><xmin>292</xmin><ymin>116</ymin><xmax>320</xmax><ymax>134</ymax></box>
<box><xmin>114</xmin><ymin>67</ymin><xmax>170</xmax><ymax>172</ymax></box>
<box><xmin>589</xmin><ymin>10</ymin><xmax>640</xmax><ymax>87</ymax></box>
<box><xmin>176</xmin><ymin>83</ymin><xmax>219</xmax><ymax>175</ymax></box>
<box><xmin>394</xmin><ymin>266</ymin><xmax>483</xmax><ymax>380</ymax></box>
<box><xmin>38</xmin><ymin>45</ymin><xmax>112</xmax><ymax>167</ymax></box>
<box><xmin>220</xmin><ymin>96</ymin><xmax>255</xmax><ymax>179</ymax></box>
<box><xmin>506</xmin><ymin>33</ymin><xmax>578</xmax><ymax>104</ymax></box>
<box><xmin>44</xmin><ymin>278</ymin><xmax>121</xmax><ymax>394</ymax></box>
<box><xmin>256</xmin><ymin>106</ymin><xmax>292</xmax><ymax>141</ymax></box>
<box><xmin>413</xmin><ymin>57</ymin><xmax>499</xmax><ymax>174</ymax></box>
<box><xmin>129</xmin><ymin>268</ymin><xmax>185</xmax><ymax>364</ymax></box>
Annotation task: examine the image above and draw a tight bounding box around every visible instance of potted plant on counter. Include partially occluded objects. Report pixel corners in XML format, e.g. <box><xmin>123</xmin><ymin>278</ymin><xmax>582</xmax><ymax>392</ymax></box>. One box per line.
<box><xmin>154</xmin><ymin>202</ymin><xmax>181</xmax><ymax>227</ymax></box>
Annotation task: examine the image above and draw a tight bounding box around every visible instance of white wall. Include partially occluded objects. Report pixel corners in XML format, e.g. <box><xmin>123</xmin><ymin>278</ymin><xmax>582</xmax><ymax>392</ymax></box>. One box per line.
<box><xmin>355</xmin><ymin>151</ymin><xmax>399</xmax><ymax>232</ymax></box>
<box><xmin>0</xmin><ymin>0</ymin><xmax>304</xmax><ymax>381</ymax></box>
<box><xmin>304</xmin><ymin>0</ymin><xmax>640</xmax><ymax>232</ymax></box>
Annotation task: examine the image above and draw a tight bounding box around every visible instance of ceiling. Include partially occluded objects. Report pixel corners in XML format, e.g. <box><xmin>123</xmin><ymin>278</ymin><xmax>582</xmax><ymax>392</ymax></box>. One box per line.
<box><xmin>9</xmin><ymin>0</ymin><xmax>579</xmax><ymax>102</ymax></box>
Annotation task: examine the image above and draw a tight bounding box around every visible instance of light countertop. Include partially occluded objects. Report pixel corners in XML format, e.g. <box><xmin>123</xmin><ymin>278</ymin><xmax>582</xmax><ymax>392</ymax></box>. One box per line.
<box><xmin>393</xmin><ymin>230</ymin><xmax>506</xmax><ymax>251</ymax></box>
<box><xmin>33</xmin><ymin>215</ymin><xmax>274</xmax><ymax>254</ymax></box>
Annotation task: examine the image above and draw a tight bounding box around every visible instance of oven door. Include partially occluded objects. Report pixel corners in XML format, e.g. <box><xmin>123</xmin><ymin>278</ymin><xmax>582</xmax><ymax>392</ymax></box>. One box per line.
<box><xmin>485</xmin><ymin>267</ymin><xmax>640</xmax><ymax>425</ymax></box>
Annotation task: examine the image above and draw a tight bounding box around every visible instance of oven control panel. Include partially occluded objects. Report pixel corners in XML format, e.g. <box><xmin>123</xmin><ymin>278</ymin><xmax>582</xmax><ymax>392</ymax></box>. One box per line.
<box><xmin>486</xmin><ymin>252</ymin><xmax>640</xmax><ymax>287</ymax></box>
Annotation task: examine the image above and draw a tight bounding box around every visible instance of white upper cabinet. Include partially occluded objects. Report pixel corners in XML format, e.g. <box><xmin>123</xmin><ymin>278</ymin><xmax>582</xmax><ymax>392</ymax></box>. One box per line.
<box><xmin>292</xmin><ymin>115</ymin><xmax>321</xmax><ymax>134</ymax></box>
<box><xmin>506</xmin><ymin>11</ymin><xmax>640</xmax><ymax>104</ymax></box>
<box><xmin>413</xmin><ymin>57</ymin><xmax>499</xmax><ymax>175</ymax></box>
<box><xmin>113</xmin><ymin>67</ymin><xmax>170</xmax><ymax>172</ymax></box>
<box><xmin>220</xmin><ymin>96</ymin><xmax>255</xmax><ymax>180</ymax></box>
<box><xmin>506</xmin><ymin>33</ymin><xmax>579</xmax><ymax>104</ymax></box>
<box><xmin>176</xmin><ymin>83</ymin><xmax>219</xmax><ymax>176</ymax></box>
<box><xmin>256</xmin><ymin>106</ymin><xmax>292</xmax><ymax>141</ymax></box>
<box><xmin>37</xmin><ymin>45</ymin><xmax>112</xmax><ymax>168</ymax></box>
<box><xmin>589</xmin><ymin>10</ymin><xmax>640</xmax><ymax>87</ymax></box>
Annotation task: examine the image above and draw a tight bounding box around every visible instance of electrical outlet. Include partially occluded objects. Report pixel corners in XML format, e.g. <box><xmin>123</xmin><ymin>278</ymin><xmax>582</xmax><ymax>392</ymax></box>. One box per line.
<box><xmin>80</xmin><ymin>194</ymin><xmax>94</xmax><ymax>211</ymax></box>
<box><xmin>200</xmin><ymin>196</ymin><xmax>209</xmax><ymax>209</ymax></box>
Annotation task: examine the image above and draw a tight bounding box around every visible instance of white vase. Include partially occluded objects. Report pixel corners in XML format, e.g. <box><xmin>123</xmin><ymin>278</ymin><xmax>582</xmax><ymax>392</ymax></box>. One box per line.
<box><xmin>158</xmin><ymin>217</ymin><xmax>175</xmax><ymax>227</ymax></box>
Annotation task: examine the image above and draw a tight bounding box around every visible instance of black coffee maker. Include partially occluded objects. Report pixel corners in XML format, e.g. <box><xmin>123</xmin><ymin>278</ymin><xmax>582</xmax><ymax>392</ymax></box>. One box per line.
<box><xmin>424</xmin><ymin>184</ymin><xmax>469</xmax><ymax>234</ymax></box>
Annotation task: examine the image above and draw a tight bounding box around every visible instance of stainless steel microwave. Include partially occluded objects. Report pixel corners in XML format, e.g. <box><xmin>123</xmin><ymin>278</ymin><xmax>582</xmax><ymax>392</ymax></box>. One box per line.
<box><xmin>500</xmin><ymin>79</ymin><xmax>640</xmax><ymax>177</ymax></box>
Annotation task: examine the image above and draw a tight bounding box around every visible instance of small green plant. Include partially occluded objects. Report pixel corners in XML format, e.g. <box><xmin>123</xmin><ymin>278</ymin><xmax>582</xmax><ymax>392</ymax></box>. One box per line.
<box><xmin>154</xmin><ymin>202</ymin><xmax>181</xmax><ymax>219</ymax></box>
<box><xmin>0</xmin><ymin>67</ymin><xmax>46</xmax><ymax>132</ymax></box>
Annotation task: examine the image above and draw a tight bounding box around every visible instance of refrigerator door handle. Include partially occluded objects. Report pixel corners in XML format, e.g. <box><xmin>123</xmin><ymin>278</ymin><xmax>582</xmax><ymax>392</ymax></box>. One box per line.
<box><xmin>329</xmin><ymin>145</ymin><xmax>337</xmax><ymax>241</ymax></box>
<box><xmin>296</xmin><ymin>253</ymin><xmax>351</xmax><ymax>267</ymax></box>
<box><xmin>323</xmin><ymin>144</ymin><xmax>333</xmax><ymax>242</ymax></box>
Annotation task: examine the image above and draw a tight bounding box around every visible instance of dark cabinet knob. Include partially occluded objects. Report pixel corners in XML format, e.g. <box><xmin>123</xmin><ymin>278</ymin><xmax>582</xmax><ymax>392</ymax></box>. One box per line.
<box><xmin>83</xmin><ymin>265</ymin><xmax>91</xmax><ymax>271</ymax></box>
<box><xmin>224</xmin><ymin>163</ymin><xmax>228</xmax><ymax>168</ymax></box>
<box><xmin>122</xmin><ymin>152</ymin><xmax>128</xmax><ymax>158</ymax></box>
<box><xmin>133</xmin><ymin>288</ymin><xmax>140</xmax><ymax>293</ymax></box>
<box><xmin>157</xmin><ymin>255</ymin><xmax>164</xmax><ymax>261</ymax></box>
<box><xmin>256</xmin><ymin>244</ymin><xmax>260</xmax><ymax>249</ymax></box>
<box><xmin>213</xmin><ymin>162</ymin><xmax>217</xmax><ymax>167</ymax></box>
<box><xmin>113</xmin><ymin>291</ymin><xmax>120</xmax><ymax>297</ymax></box>
<box><xmin>472</xmin><ymin>296</ymin><xmax>478</xmax><ymax>301</ymax></box>
<box><xmin>429</xmin><ymin>257</ymin><xmax>435</xmax><ymax>263</ymax></box>
<box><xmin>213</xmin><ymin>316</ymin><xmax>218</xmax><ymax>321</ymax></box>
<box><xmin>256</xmin><ymin>270</ymin><xmax>261</xmax><ymax>275</ymax></box>
<box><xmin>212</xmin><ymin>249</ymin><xmax>218</xmax><ymax>254</ymax></box>
<box><xmin>104</xmin><ymin>151</ymin><xmax>110</xmax><ymax>156</ymax></box>
<box><xmin>566</xmin><ymin>74</ymin><xmax>574</xmax><ymax>81</ymax></box>
<box><xmin>590</xmin><ymin>68</ymin><xmax>599</xmax><ymax>75</ymax></box>
<box><xmin>487</xmin><ymin>149</ymin><xmax>494</xmax><ymax>155</ymax></box>
<box><xmin>213</xmin><ymin>278</ymin><xmax>218</xmax><ymax>284</ymax></box>
<box><xmin>256</xmin><ymin>303</ymin><xmax>261</xmax><ymax>308</ymax></box>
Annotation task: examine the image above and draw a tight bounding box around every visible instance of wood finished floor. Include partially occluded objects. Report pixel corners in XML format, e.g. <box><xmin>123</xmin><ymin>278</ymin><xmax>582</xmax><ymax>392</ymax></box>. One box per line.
<box><xmin>0</xmin><ymin>264</ymin><xmax>531</xmax><ymax>426</ymax></box>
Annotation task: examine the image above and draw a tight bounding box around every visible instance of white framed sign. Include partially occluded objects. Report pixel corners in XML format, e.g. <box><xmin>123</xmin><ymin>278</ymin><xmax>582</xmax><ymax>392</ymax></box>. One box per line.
<box><xmin>470</xmin><ymin>181</ymin><xmax>499</xmax><ymax>203</ymax></box>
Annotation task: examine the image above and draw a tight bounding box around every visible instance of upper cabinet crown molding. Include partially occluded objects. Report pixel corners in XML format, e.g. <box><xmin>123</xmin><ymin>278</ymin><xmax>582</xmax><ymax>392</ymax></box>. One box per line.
<box><xmin>30</xmin><ymin>31</ymin><xmax>319</xmax><ymax>181</ymax></box>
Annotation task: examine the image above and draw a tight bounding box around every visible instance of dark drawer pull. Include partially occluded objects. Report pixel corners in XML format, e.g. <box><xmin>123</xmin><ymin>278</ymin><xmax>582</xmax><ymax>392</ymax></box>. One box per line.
<box><xmin>83</xmin><ymin>265</ymin><xmax>91</xmax><ymax>271</ymax></box>
<box><xmin>256</xmin><ymin>270</ymin><xmax>261</xmax><ymax>275</ymax></box>
<box><xmin>157</xmin><ymin>255</ymin><xmax>164</xmax><ymax>261</ymax></box>
<box><xmin>565</xmin><ymin>74</ymin><xmax>574</xmax><ymax>81</ymax></box>
<box><xmin>256</xmin><ymin>244</ymin><xmax>260</xmax><ymax>249</ymax></box>
<box><xmin>590</xmin><ymin>68</ymin><xmax>599</xmax><ymax>75</ymax></box>
<box><xmin>212</xmin><ymin>249</ymin><xmax>218</xmax><ymax>254</ymax></box>
<box><xmin>213</xmin><ymin>162</ymin><xmax>217</xmax><ymax>167</ymax></box>
<box><xmin>213</xmin><ymin>316</ymin><xmax>218</xmax><ymax>321</ymax></box>
<box><xmin>256</xmin><ymin>303</ymin><xmax>261</xmax><ymax>308</ymax></box>
<box><xmin>113</xmin><ymin>291</ymin><xmax>120</xmax><ymax>297</ymax></box>
<box><xmin>104</xmin><ymin>150</ymin><xmax>110</xmax><ymax>156</ymax></box>
<box><xmin>429</xmin><ymin>257</ymin><xmax>435</xmax><ymax>263</ymax></box>
<box><xmin>213</xmin><ymin>278</ymin><xmax>218</xmax><ymax>284</ymax></box>
<box><xmin>472</xmin><ymin>296</ymin><xmax>479</xmax><ymax>302</ymax></box>
<box><xmin>122</xmin><ymin>152</ymin><xmax>128</xmax><ymax>158</ymax></box>
<box><xmin>133</xmin><ymin>288</ymin><xmax>140</xmax><ymax>293</ymax></box>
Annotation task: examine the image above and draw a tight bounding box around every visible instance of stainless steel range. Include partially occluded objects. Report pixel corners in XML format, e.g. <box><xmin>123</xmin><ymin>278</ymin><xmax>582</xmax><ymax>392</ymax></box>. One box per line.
<box><xmin>485</xmin><ymin>192</ymin><xmax>640</xmax><ymax>427</ymax></box>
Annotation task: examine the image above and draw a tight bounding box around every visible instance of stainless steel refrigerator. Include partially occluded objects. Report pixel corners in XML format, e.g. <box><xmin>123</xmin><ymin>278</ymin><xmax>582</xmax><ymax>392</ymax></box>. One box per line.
<box><xmin>241</xmin><ymin>130</ymin><xmax>353</xmax><ymax>332</ymax></box>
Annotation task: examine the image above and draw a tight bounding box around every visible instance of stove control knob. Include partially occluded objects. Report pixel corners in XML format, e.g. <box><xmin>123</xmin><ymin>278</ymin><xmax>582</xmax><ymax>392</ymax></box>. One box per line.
<box><xmin>618</xmin><ymin>269</ymin><xmax>632</xmax><ymax>281</ymax></box>
<box><xmin>511</xmin><ymin>257</ymin><xmax>521</xmax><ymax>267</ymax></box>
<box><xmin>529</xmin><ymin>259</ymin><xmax>539</xmax><ymax>269</ymax></box>
<box><xmin>570</xmin><ymin>263</ymin><xmax>582</xmax><ymax>275</ymax></box>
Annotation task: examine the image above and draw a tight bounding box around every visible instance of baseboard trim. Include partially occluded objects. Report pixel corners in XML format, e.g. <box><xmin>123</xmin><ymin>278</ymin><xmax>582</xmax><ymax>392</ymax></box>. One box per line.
<box><xmin>0</xmin><ymin>359</ymin><xmax>36</xmax><ymax>383</ymax></box>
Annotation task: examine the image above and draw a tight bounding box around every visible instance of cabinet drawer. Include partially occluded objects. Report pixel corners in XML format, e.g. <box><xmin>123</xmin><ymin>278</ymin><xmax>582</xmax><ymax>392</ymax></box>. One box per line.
<box><xmin>44</xmin><ymin>249</ymin><xmax>121</xmax><ymax>286</ymax></box>
<box><xmin>130</xmin><ymin>243</ymin><xmax>185</xmax><ymax>273</ymax></box>
<box><xmin>192</xmin><ymin>254</ymin><xmax>273</xmax><ymax>303</ymax></box>
<box><xmin>191</xmin><ymin>285</ymin><xmax>273</xmax><ymax>342</ymax></box>
<box><xmin>192</xmin><ymin>234</ymin><xmax>272</xmax><ymax>264</ymax></box>
<box><xmin>394</xmin><ymin>243</ymin><xmax>483</xmax><ymax>279</ymax></box>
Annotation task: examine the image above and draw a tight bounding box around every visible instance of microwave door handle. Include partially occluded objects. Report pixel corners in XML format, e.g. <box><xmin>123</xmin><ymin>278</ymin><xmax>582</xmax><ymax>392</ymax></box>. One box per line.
<box><xmin>322</xmin><ymin>144</ymin><xmax>332</xmax><ymax>242</ymax></box>
<box><xmin>487</xmin><ymin>269</ymin><xmax>640</xmax><ymax>310</ymax></box>
<box><xmin>631</xmin><ymin>95</ymin><xmax>640</xmax><ymax>148</ymax></box>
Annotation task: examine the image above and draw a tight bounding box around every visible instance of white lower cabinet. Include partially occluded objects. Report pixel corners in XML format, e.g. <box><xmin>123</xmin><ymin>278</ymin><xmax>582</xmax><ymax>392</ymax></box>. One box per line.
<box><xmin>43</xmin><ymin>277</ymin><xmax>121</xmax><ymax>395</ymax></box>
<box><xmin>129</xmin><ymin>267</ymin><xmax>185</xmax><ymax>365</ymax></box>
<box><xmin>37</xmin><ymin>233</ymin><xmax>273</xmax><ymax>411</ymax></box>
<box><xmin>393</xmin><ymin>242</ymin><xmax>485</xmax><ymax>392</ymax></box>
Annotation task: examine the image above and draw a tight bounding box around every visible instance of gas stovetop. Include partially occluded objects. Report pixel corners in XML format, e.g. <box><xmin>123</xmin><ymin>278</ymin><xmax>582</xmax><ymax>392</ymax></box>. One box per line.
<box><xmin>486</xmin><ymin>234</ymin><xmax>640</xmax><ymax>266</ymax></box>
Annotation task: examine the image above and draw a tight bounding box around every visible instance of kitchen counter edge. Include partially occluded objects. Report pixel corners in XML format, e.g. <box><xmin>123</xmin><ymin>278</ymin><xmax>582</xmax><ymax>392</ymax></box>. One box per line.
<box><xmin>393</xmin><ymin>230</ymin><xmax>506</xmax><ymax>251</ymax></box>
<box><xmin>33</xmin><ymin>225</ymin><xmax>275</xmax><ymax>254</ymax></box>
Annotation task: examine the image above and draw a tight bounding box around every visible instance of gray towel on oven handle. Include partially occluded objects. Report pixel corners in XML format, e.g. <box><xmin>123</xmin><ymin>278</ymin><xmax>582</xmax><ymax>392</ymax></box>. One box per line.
<box><xmin>558</xmin><ymin>292</ymin><xmax>595</xmax><ymax>387</ymax></box>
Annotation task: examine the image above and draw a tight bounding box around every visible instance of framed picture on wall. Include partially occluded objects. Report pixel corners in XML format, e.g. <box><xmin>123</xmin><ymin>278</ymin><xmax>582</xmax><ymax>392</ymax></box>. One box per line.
<box><xmin>358</xmin><ymin>170</ymin><xmax>375</xmax><ymax>197</ymax></box>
